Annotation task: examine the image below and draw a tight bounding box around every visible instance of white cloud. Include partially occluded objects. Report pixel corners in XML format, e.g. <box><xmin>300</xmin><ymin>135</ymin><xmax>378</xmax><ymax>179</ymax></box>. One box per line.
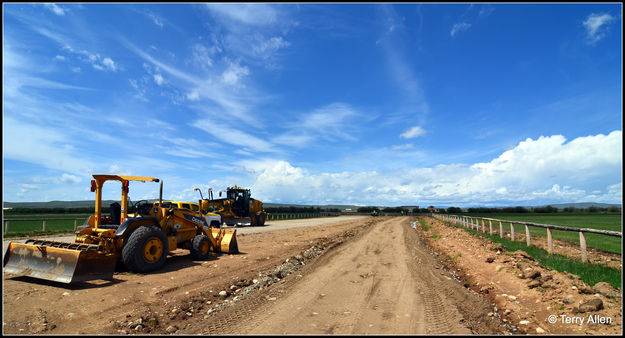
<box><xmin>101</xmin><ymin>57</ymin><xmax>117</xmax><ymax>71</ymax></box>
<box><xmin>61</xmin><ymin>45</ymin><xmax>118</xmax><ymax>72</ymax></box>
<box><xmin>221</xmin><ymin>61</ymin><xmax>250</xmax><ymax>87</ymax></box>
<box><xmin>60</xmin><ymin>173</ymin><xmax>82</xmax><ymax>184</ymax></box>
<box><xmin>205</xmin><ymin>4</ymin><xmax>279</xmax><ymax>26</ymax></box>
<box><xmin>242</xmin><ymin>131</ymin><xmax>622</xmax><ymax>206</ymax></box>
<box><xmin>191</xmin><ymin>43</ymin><xmax>215</xmax><ymax>69</ymax></box>
<box><xmin>450</xmin><ymin>22</ymin><xmax>471</xmax><ymax>37</ymax></box>
<box><xmin>583</xmin><ymin>13</ymin><xmax>614</xmax><ymax>45</ymax></box>
<box><xmin>153</xmin><ymin>73</ymin><xmax>165</xmax><ymax>86</ymax></box>
<box><xmin>193</xmin><ymin>119</ymin><xmax>276</xmax><ymax>153</ymax></box>
<box><xmin>3</xmin><ymin>116</ymin><xmax>95</xmax><ymax>175</ymax></box>
<box><xmin>44</xmin><ymin>4</ymin><xmax>66</xmax><ymax>16</ymax></box>
<box><xmin>148</xmin><ymin>12</ymin><xmax>164</xmax><ymax>28</ymax></box>
<box><xmin>400</xmin><ymin>126</ymin><xmax>426</xmax><ymax>139</ymax></box>
<box><xmin>273</xmin><ymin>103</ymin><xmax>361</xmax><ymax>147</ymax></box>
<box><xmin>186</xmin><ymin>89</ymin><xmax>200</xmax><ymax>101</ymax></box>
<box><xmin>253</xmin><ymin>36</ymin><xmax>290</xmax><ymax>59</ymax></box>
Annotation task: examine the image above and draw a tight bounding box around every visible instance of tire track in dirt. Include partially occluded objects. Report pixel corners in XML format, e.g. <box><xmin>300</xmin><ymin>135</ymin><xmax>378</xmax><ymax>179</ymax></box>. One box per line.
<box><xmin>202</xmin><ymin>217</ymin><xmax>505</xmax><ymax>334</ymax></box>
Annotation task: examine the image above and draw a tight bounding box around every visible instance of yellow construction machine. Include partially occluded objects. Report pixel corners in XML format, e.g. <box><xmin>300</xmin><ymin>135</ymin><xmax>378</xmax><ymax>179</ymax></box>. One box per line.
<box><xmin>198</xmin><ymin>185</ymin><xmax>268</xmax><ymax>226</ymax></box>
<box><xmin>3</xmin><ymin>175</ymin><xmax>238</xmax><ymax>284</ymax></box>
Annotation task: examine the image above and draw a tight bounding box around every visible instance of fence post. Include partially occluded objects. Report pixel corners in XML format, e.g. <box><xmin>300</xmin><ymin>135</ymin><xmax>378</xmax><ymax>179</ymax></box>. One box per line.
<box><xmin>525</xmin><ymin>225</ymin><xmax>531</xmax><ymax>246</ymax></box>
<box><xmin>547</xmin><ymin>228</ymin><xmax>553</xmax><ymax>255</ymax></box>
<box><xmin>4</xmin><ymin>220</ymin><xmax>8</xmax><ymax>234</ymax></box>
<box><xmin>481</xmin><ymin>219</ymin><xmax>485</xmax><ymax>233</ymax></box>
<box><xmin>43</xmin><ymin>220</ymin><xmax>47</xmax><ymax>232</ymax></box>
<box><xmin>499</xmin><ymin>221</ymin><xmax>503</xmax><ymax>239</ymax></box>
<box><xmin>74</xmin><ymin>219</ymin><xmax>78</xmax><ymax>230</ymax></box>
<box><xmin>489</xmin><ymin>220</ymin><xmax>493</xmax><ymax>235</ymax></box>
<box><xmin>510</xmin><ymin>223</ymin><xmax>515</xmax><ymax>241</ymax></box>
<box><xmin>579</xmin><ymin>232</ymin><xmax>588</xmax><ymax>263</ymax></box>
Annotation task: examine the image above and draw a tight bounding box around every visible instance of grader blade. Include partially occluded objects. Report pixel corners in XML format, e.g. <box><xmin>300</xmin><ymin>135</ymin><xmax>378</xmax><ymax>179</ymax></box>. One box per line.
<box><xmin>3</xmin><ymin>240</ymin><xmax>116</xmax><ymax>284</ymax></box>
<box><xmin>211</xmin><ymin>228</ymin><xmax>239</xmax><ymax>254</ymax></box>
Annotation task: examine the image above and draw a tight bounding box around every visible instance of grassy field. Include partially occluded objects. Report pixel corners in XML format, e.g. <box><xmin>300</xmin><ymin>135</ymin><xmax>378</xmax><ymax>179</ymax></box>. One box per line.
<box><xmin>460</xmin><ymin>213</ymin><xmax>622</xmax><ymax>254</ymax></box>
<box><xmin>454</xmin><ymin>223</ymin><xmax>621</xmax><ymax>289</ymax></box>
<box><xmin>3</xmin><ymin>214</ymin><xmax>91</xmax><ymax>237</ymax></box>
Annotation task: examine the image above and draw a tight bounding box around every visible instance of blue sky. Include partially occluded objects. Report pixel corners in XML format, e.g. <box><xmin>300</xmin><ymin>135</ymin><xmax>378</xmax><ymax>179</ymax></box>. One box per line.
<box><xmin>2</xmin><ymin>3</ymin><xmax>622</xmax><ymax>207</ymax></box>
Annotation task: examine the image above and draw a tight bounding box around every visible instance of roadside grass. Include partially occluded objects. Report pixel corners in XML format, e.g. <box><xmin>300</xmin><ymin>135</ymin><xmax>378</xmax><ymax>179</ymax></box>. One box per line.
<box><xmin>444</xmin><ymin>253</ymin><xmax>462</xmax><ymax>263</ymax></box>
<box><xmin>442</xmin><ymin>219</ymin><xmax>621</xmax><ymax>289</ymax></box>
<box><xmin>418</xmin><ymin>218</ymin><xmax>430</xmax><ymax>231</ymax></box>
<box><xmin>461</xmin><ymin>213</ymin><xmax>622</xmax><ymax>254</ymax></box>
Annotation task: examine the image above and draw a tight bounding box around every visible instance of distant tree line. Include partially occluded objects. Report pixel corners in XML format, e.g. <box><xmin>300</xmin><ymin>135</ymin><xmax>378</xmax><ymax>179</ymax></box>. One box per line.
<box><xmin>435</xmin><ymin>205</ymin><xmax>621</xmax><ymax>214</ymax></box>
<box><xmin>264</xmin><ymin>206</ymin><xmax>341</xmax><ymax>213</ymax></box>
<box><xmin>357</xmin><ymin>206</ymin><xmax>428</xmax><ymax>214</ymax></box>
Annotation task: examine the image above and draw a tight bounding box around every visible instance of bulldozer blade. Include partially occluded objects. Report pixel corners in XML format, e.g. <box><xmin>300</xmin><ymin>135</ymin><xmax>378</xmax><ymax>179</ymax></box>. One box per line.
<box><xmin>211</xmin><ymin>228</ymin><xmax>239</xmax><ymax>254</ymax></box>
<box><xmin>3</xmin><ymin>241</ymin><xmax>116</xmax><ymax>284</ymax></box>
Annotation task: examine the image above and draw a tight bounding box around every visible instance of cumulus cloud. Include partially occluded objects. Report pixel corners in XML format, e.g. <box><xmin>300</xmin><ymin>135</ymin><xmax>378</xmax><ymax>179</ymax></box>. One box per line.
<box><xmin>243</xmin><ymin>131</ymin><xmax>622</xmax><ymax>206</ymax></box>
<box><xmin>583</xmin><ymin>13</ymin><xmax>614</xmax><ymax>45</ymax></box>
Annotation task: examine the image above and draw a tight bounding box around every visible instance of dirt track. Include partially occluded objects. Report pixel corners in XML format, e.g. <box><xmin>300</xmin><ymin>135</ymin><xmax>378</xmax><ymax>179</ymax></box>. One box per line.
<box><xmin>201</xmin><ymin>216</ymin><xmax>505</xmax><ymax>334</ymax></box>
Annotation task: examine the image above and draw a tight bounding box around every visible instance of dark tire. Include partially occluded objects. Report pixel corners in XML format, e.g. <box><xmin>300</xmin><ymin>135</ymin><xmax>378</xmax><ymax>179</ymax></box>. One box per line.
<box><xmin>250</xmin><ymin>214</ymin><xmax>257</xmax><ymax>226</ymax></box>
<box><xmin>122</xmin><ymin>226</ymin><xmax>168</xmax><ymax>273</ymax></box>
<box><xmin>259</xmin><ymin>213</ymin><xmax>266</xmax><ymax>226</ymax></box>
<box><xmin>190</xmin><ymin>235</ymin><xmax>212</xmax><ymax>260</ymax></box>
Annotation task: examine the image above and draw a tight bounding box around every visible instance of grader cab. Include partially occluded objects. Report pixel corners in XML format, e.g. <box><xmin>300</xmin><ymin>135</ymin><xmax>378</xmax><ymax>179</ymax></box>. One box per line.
<box><xmin>3</xmin><ymin>175</ymin><xmax>238</xmax><ymax>284</ymax></box>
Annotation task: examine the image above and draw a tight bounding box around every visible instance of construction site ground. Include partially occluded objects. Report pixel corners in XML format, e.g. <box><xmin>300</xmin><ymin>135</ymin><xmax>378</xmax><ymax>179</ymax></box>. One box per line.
<box><xmin>2</xmin><ymin>215</ymin><xmax>622</xmax><ymax>335</ymax></box>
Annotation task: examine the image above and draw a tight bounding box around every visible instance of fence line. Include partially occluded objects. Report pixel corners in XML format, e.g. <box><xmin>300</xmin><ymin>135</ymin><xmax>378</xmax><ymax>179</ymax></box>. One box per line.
<box><xmin>431</xmin><ymin>214</ymin><xmax>622</xmax><ymax>263</ymax></box>
<box><xmin>4</xmin><ymin>218</ymin><xmax>84</xmax><ymax>234</ymax></box>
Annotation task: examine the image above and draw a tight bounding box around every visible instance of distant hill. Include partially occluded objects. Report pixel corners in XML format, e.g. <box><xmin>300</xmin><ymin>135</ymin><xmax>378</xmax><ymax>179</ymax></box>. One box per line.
<box><xmin>264</xmin><ymin>203</ymin><xmax>364</xmax><ymax>211</ymax></box>
<box><xmin>543</xmin><ymin>202</ymin><xmax>621</xmax><ymax>209</ymax></box>
<box><xmin>3</xmin><ymin>200</ymin><xmax>111</xmax><ymax>209</ymax></box>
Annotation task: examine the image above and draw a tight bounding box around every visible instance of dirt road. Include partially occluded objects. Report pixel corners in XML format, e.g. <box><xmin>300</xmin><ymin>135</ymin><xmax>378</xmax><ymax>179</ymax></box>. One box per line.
<box><xmin>187</xmin><ymin>217</ymin><xmax>505</xmax><ymax>335</ymax></box>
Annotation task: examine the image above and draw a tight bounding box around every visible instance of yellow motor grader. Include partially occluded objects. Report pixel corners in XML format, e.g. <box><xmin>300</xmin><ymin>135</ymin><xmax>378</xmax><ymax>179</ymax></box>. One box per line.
<box><xmin>3</xmin><ymin>175</ymin><xmax>238</xmax><ymax>284</ymax></box>
<box><xmin>199</xmin><ymin>185</ymin><xmax>268</xmax><ymax>226</ymax></box>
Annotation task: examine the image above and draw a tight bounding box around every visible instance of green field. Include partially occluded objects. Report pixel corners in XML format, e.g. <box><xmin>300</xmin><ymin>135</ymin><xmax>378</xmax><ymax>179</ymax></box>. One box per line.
<box><xmin>460</xmin><ymin>213</ymin><xmax>622</xmax><ymax>254</ymax></box>
<box><xmin>3</xmin><ymin>214</ymin><xmax>91</xmax><ymax>237</ymax></box>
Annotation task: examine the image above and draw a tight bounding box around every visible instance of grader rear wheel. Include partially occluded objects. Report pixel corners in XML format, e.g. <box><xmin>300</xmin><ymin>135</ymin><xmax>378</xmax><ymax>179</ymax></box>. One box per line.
<box><xmin>122</xmin><ymin>226</ymin><xmax>168</xmax><ymax>273</ymax></box>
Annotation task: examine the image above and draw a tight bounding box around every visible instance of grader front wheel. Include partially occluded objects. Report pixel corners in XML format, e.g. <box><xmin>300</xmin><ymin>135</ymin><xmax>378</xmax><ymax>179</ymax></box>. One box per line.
<box><xmin>122</xmin><ymin>226</ymin><xmax>168</xmax><ymax>273</ymax></box>
<box><xmin>190</xmin><ymin>235</ymin><xmax>211</xmax><ymax>260</ymax></box>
